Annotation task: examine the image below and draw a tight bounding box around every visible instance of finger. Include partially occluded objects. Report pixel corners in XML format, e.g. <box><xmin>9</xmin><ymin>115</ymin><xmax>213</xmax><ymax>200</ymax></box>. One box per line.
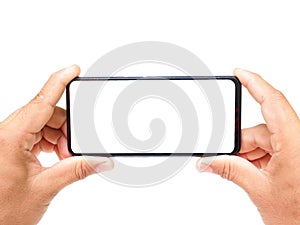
<box><xmin>38</xmin><ymin>156</ymin><xmax>114</xmax><ymax>198</ymax></box>
<box><xmin>56</xmin><ymin>134</ymin><xmax>71</xmax><ymax>159</ymax></box>
<box><xmin>239</xmin><ymin>148</ymin><xmax>268</xmax><ymax>161</ymax></box>
<box><xmin>42</xmin><ymin>126</ymin><xmax>64</xmax><ymax>145</ymax></box>
<box><xmin>196</xmin><ymin>156</ymin><xmax>267</xmax><ymax>201</ymax></box>
<box><xmin>234</xmin><ymin>68</ymin><xmax>299</xmax><ymax>134</ymax></box>
<box><xmin>23</xmin><ymin>131</ymin><xmax>43</xmax><ymax>150</ymax></box>
<box><xmin>33</xmin><ymin>128</ymin><xmax>70</xmax><ymax>159</ymax></box>
<box><xmin>61</xmin><ymin>121</ymin><xmax>67</xmax><ymax>137</ymax></box>
<box><xmin>47</xmin><ymin>107</ymin><xmax>66</xmax><ymax>129</ymax></box>
<box><xmin>39</xmin><ymin>138</ymin><xmax>55</xmax><ymax>153</ymax></box>
<box><xmin>32</xmin><ymin>143</ymin><xmax>41</xmax><ymax>156</ymax></box>
<box><xmin>7</xmin><ymin>65</ymin><xmax>80</xmax><ymax>133</ymax></box>
<box><xmin>240</xmin><ymin>124</ymin><xmax>272</xmax><ymax>154</ymax></box>
<box><xmin>32</xmin><ymin>65</ymin><xmax>80</xmax><ymax>112</ymax></box>
<box><xmin>251</xmin><ymin>154</ymin><xmax>271</xmax><ymax>169</ymax></box>
<box><xmin>31</xmin><ymin>138</ymin><xmax>56</xmax><ymax>155</ymax></box>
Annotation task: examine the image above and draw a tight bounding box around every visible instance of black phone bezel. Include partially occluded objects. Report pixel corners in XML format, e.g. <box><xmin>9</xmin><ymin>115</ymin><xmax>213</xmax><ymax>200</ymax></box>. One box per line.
<box><xmin>66</xmin><ymin>76</ymin><xmax>241</xmax><ymax>157</ymax></box>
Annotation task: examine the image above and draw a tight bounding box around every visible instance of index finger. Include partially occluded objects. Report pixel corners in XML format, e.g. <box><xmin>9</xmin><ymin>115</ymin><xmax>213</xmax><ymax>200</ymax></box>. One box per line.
<box><xmin>6</xmin><ymin>65</ymin><xmax>80</xmax><ymax>133</ymax></box>
<box><xmin>234</xmin><ymin>68</ymin><xmax>299</xmax><ymax>134</ymax></box>
<box><xmin>34</xmin><ymin>65</ymin><xmax>80</xmax><ymax>108</ymax></box>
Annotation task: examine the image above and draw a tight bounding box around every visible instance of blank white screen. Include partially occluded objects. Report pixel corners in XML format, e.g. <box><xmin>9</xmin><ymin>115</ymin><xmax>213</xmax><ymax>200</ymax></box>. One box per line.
<box><xmin>69</xmin><ymin>78</ymin><xmax>237</xmax><ymax>154</ymax></box>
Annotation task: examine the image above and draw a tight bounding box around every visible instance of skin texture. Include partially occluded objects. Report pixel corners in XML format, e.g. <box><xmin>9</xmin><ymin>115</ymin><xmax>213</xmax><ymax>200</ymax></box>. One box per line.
<box><xmin>197</xmin><ymin>69</ymin><xmax>300</xmax><ymax>225</ymax></box>
<box><xmin>0</xmin><ymin>65</ymin><xmax>114</xmax><ymax>225</ymax></box>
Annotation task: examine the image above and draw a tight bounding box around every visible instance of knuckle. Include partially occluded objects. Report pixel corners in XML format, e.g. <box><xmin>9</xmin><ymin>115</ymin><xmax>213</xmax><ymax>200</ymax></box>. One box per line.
<box><xmin>248</xmin><ymin>72</ymin><xmax>262</xmax><ymax>86</ymax></box>
<box><xmin>74</xmin><ymin>160</ymin><xmax>90</xmax><ymax>180</ymax></box>
<box><xmin>256</xmin><ymin>123</ymin><xmax>267</xmax><ymax>128</ymax></box>
<box><xmin>270</xmin><ymin>89</ymin><xmax>285</xmax><ymax>102</ymax></box>
<box><xmin>252</xmin><ymin>72</ymin><xmax>262</xmax><ymax>80</ymax></box>
<box><xmin>242</xmin><ymin>123</ymin><xmax>267</xmax><ymax>146</ymax></box>
<box><xmin>219</xmin><ymin>160</ymin><xmax>236</xmax><ymax>181</ymax></box>
<box><xmin>241</xmin><ymin>128</ymin><xmax>254</xmax><ymax>147</ymax></box>
<box><xmin>241</xmin><ymin>128</ymin><xmax>249</xmax><ymax>142</ymax></box>
<box><xmin>32</xmin><ymin>91</ymin><xmax>45</xmax><ymax>104</ymax></box>
<box><xmin>31</xmin><ymin>90</ymin><xmax>54</xmax><ymax>109</ymax></box>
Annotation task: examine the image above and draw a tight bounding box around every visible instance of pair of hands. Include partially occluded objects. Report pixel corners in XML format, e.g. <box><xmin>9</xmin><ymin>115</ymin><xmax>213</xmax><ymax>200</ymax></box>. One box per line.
<box><xmin>0</xmin><ymin>65</ymin><xmax>299</xmax><ymax>225</ymax></box>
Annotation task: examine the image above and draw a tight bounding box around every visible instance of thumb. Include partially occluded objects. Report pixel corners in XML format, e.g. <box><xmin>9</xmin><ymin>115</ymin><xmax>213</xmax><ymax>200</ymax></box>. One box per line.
<box><xmin>196</xmin><ymin>155</ymin><xmax>266</xmax><ymax>195</ymax></box>
<box><xmin>39</xmin><ymin>156</ymin><xmax>114</xmax><ymax>196</ymax></box>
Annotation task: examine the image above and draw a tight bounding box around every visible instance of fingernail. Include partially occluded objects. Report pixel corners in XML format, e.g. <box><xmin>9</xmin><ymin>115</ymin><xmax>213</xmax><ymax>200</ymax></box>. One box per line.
<box><xmin>95</xmin><ymin>160</ymin><xmax>113</xmax><ymax>173</ymax></box>
<box><xmin>85</xmin><ymin>156</ymin><xmax>113</xmax><ymax>173</ymax></box>
<box><xmin>233</xmin><ymin>68</ymin><xmax>243</xmax><ymax>75</ymax></box>
<box><xmin>197</xmin><ymin>159</ymin><xmax>213</xmax><ymax>173</ymax></box>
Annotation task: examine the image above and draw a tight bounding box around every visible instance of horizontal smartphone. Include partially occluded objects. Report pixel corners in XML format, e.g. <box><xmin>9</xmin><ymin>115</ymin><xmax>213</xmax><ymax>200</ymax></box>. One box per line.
<box><xmin>66</xmin><ymin>76</ymin><xmax>241</xmax><ymax>156</ymax></box>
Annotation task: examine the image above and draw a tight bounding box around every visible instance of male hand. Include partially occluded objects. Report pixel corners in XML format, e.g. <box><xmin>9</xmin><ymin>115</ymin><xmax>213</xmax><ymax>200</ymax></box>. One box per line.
<box><xmin>197</xmin><ymin>68</ymin><xmax>300</xmax><ymax>225</ymax></box>
<box><xmin>0</xmin><ymin>65</ymin><xmax>114</xmax><ymax>225</ymax></box>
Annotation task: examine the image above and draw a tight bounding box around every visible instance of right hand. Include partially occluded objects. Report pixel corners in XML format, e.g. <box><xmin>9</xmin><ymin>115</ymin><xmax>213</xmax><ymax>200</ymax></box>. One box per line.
<box><xmin>197</xmin><ymin>68</ymin><xmax>300</xmax><ymax>225</ymax></box>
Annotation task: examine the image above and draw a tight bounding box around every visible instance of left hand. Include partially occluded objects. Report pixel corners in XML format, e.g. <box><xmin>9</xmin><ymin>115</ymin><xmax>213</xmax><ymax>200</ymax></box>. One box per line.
<box><xmin>0</xmin><ymin>65</ymin><xmax>114</xmax><ymax>225</ymax></box>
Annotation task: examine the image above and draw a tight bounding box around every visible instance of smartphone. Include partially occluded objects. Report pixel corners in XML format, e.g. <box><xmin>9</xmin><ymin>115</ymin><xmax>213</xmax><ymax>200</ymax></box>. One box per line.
<box><xmin>66</xmin><ymin>76</ymin><xmax>241</xmax><ymax>156</ymax></box>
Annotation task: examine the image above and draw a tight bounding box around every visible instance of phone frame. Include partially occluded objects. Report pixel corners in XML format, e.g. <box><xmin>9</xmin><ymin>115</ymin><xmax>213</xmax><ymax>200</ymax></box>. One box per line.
<box><xmin>66</xmin><ymin>76</ymin><xmax>241</xmax><ymax>156</ymax></box>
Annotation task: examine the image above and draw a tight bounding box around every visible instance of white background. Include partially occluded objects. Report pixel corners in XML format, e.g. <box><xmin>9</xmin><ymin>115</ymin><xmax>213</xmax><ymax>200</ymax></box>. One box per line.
<box><xmin>0</xmin><ymin>1</ymin><xmax>299</xmax><ymax>224</ymax></box>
